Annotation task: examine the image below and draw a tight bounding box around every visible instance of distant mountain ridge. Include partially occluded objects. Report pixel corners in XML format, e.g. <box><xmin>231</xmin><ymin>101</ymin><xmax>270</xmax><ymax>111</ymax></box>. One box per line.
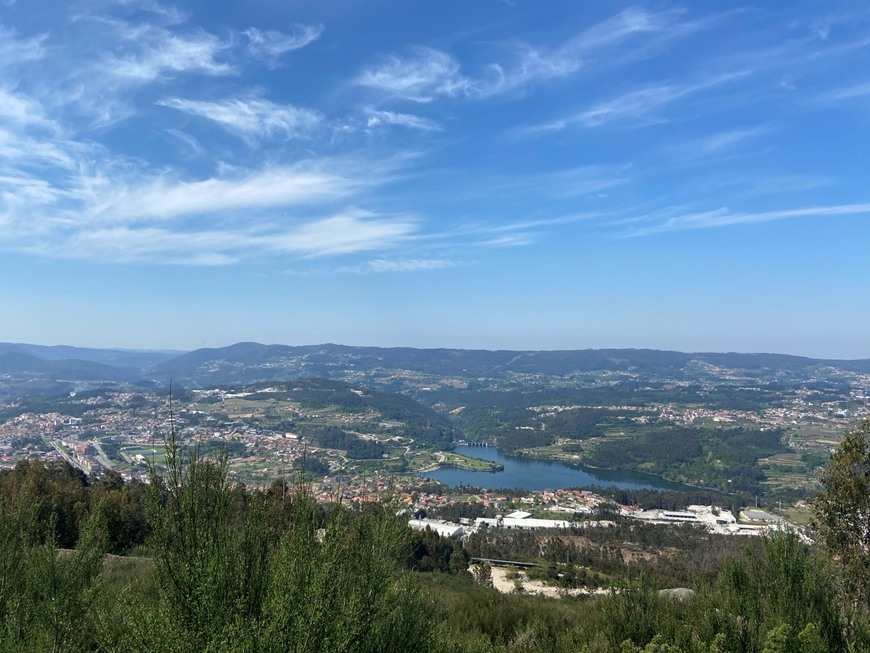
<box><xmin>0</xmin><ymin>342</ymin><xmax>179</xmax><ymax>369</ymax></box>
<box><xmin>152</xmin><ymin>342</ymin><xmax>870</xmax><ymax>381</ymax></box>
<box><xmin>0</xmin><ymin>352</ymin><xmax>134</xmax><ymax>382</ymax></box>
<box><xmin>1</xmin><ymin>341</ymin><xmax>869</xmax><ymax>386</ymax></box>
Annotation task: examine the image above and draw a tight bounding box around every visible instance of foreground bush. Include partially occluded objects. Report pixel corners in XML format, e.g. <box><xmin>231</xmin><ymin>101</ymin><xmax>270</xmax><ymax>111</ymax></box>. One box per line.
<box><xmin>102</xmin><ymin>441</ymin><xmax>441</xmax><ymax>653</ymax></box>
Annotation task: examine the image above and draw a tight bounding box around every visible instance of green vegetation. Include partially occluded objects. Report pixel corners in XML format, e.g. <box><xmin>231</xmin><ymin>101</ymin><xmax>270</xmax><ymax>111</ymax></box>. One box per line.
<box><xmin>0</xmin><ymin>437</ymin><xmax>440</xmax><ymax>652</ymax></box>
<box><xmin>813</xmin><ymin>419</ymin><xmax>870</xmax><ymax>607</ymax></box>
<box><xmin>306</xmin><ymin>426</ymin><xmax>387</xmax><ymax>459</ymax></box>
<box><xmin>232</xmin><ymin>379</ymin><xmax>454</xmax><ymax>448</ymax></box>
<box><xmin>2</xmin><ymin>421</ymin><xmax>870</xmax><ymax>651</ymax></box>
<box><xmin>426</xmin><ymin>533</ymin><xmax>862</xmax><ymax>652</ymax></box>
<box><xmin>440</xmin><ymin>451</ymin><xmax>504</xmax><ymax>472</ymax></box>
<box><xmin>582</xmin><ymin>426</ymin><xmax>789</xmax><ymax>494</ymax></box>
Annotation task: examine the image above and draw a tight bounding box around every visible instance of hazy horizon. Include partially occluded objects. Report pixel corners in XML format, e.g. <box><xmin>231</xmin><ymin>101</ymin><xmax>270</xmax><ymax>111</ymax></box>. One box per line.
<box><xmin>4</xmin><ymin>338</ymin><xmax>869</xmax><ymax>362</ymax></box>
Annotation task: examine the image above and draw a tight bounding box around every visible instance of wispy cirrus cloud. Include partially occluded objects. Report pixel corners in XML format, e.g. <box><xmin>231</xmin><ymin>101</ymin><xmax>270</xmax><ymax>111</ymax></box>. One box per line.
<box><xmin>484</xmin><ymin>213</ymin><xmax>603</xmax><ymax>233</ymax></box>
<box><xmin>0</xmin><ymin>88</ymin><xmax>58</xmax><ymax>129</ymax></box>
<box><xmin>0</xmin><ymin>26</ymin><xmax>47</xmax><ymax>67</ymax></box>
<box><xmin>268</xmin><ymin>210</ymin><xmax>417</xmax><ymax>257</ymax></box>
<box><xmin>355</xmin><ymin>47</ymin><xmax>471</xmax><ymax>103</ymax></box>
<box><xmin>411</xmin><ymin>210</ymin><xmax>603</xmax><ymax>254</ymax></box>
<box><xmin>567</xmin><ymin>7</ymin><xmax>677</xmax><ymax>50</ymax></box>
<box><xmin>483</xmin><ymin>165</ymin><xmax>628</xmax><ymax>198</ymax></box>
<box><xmin>364</xmin><ymin>109</ymin><xmax>442</xmax><ymax>132</ymax></box>
<box><xmin>354</xmin><ymin>7</ymin><xmax>706</xmax><ymax>103</ymax></box>
<box><xmin>491</xmin><ymin>6</ymin><xmax>689</xmax><ymax>93</ymax></box>
<box><xmin>0</xmin><ymin>173</ymin><xmax>64</xmax><ymax>208</ymax></box>
<box><xmin>244</xmin><ymin>24</ymin><xmax>323</xmax><ymax>67</ymax></box>
<box><xmin>820</xmin><ymin>80</ymin><xmax>870</xmax><ymax>102</ymax></box>
<box><xmin>0</xmin><ymin>31</ymin><xmax>427</xmax><ymax>267</ymax></box>
<box><xmin>336</xmin><ymin>257</ymin><xmax>464</xmax><ymax>274</ymax></box>
<box><xmin>531</xmin><ymin>71</ymin><xmax>749</xmax><ymax>132</ymax></box>
<box><xmin>665</xmin><ymin>126</ymin><xmax>771</xmax><ymax>161</ymax></box>
<box><xmin>0</xmin><ymin>127</ymin><xmax>79</xmax><ymax>169</ymax></box>
<box><xmin>670</xmin><ymin>171</ymin><xmax>836</xmax><ymax>203</ymax></box>
<box><xmin>158</xmin><ymin>96</ymin><xmax>322</xmax><ymax>141</ymax></box>
<box><xmin>85</xmin><ymin>163</ymin><xmax>359</xmax><ymax>222</ymax></box>
<box><xmin>687</xmin><ymin>127</ymin><xmax>769</xmax><ymax>154</ymax></box>
<box><xmin>19</xmin><ymin>208</ymin><xmax>417</xmax><ymax>264</ymax></box>
<box><xmin>480</xmin><ymin>233</ymin><xmax>537</xmax><ymax>247</ymax></box>
<box><xmin>0</xmin><ymin>83</ymin><xmax>422</xmax><ymax>265</ymax></box>
<box><xmin>624</xmin><ymin>202</ymin><xmax>870</xmax><ymax>237</ymax></box>
<box><xmin>353</xmin><ymin>40</ymin><xmax>565</xmax><ymax>103</ymax></box>
<box><xmin>104</xmin><ymin>25</ymin><xmax>233</xmax><ymax>80</ymax></box>
<box><xmin>163</xmin><ymin>128</ymin><xmax>204</xmax><ymax>155</ymax></box>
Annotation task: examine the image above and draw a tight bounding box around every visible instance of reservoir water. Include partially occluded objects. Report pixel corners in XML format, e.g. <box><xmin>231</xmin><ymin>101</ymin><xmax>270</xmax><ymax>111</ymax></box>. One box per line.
<box><xmin>422</xmin><ymin>446</ymin><xmax>685</xmax><ymax>492</ymax></box>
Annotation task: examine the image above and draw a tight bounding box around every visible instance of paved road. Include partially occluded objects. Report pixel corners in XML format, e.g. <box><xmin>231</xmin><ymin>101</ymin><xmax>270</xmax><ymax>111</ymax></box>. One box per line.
<box><xmin>51</xmin><ymin>441</ymin><xmax>89</xmax><ymax>474</ymax></box>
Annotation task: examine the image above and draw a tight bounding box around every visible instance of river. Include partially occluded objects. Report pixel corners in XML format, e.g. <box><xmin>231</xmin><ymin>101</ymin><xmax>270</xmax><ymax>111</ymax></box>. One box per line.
<box><xmin>422</xmin><ymin>446</ymin><xmax>686</xmax><ymax>492</ymax></box>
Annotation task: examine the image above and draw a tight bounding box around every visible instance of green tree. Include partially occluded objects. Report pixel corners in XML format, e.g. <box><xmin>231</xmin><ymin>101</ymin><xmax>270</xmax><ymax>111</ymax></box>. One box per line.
<box><xmin>708</xmin><ymin>531</ymin><xmax>844</xmax><ymax>652</ymax></box>
<box><xmin>0</xmin><ymin>494</ymin><xmax>105</xmax><ymax>653</ymax></box>
<box><xmin>112</xmin><ymin>432</ymin><xmax>441</xmax><ymax>653</ymax></box>
<box><xmin>813</xmin><ymin>418</ymin><xmax>870</xmax><ymax>607</ymax></box>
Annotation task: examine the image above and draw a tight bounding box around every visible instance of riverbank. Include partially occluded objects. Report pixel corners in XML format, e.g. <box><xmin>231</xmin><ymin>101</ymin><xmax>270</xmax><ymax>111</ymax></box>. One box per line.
<box><xmin>414</xmin><ymin>450</ymin><xmax>504</xmax><ymax>473</ymax></box>
<box><xmin>423</xmin><ymin>446</ymin><xmax>686</xmax><ymax>491</ymax></box>
<box><xmin>508</xmin><ymin>447</ymin><xmax>706</xmax><ymax>493</ymax></box>
<box><xmin>440</xmin><ymin>451</ymin><xmax>504</xmax><ymax>472</ymax></box>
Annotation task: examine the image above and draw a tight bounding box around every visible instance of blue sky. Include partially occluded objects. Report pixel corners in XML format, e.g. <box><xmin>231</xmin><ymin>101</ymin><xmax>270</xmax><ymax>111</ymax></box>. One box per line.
<box><xmin>1</xmin><ymin>1</ymin><xmax>869</xmax><ymax>357</ymax></box>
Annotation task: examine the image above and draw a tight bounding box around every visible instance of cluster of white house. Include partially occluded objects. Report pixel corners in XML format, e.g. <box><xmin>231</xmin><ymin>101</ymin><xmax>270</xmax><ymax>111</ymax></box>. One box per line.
<box><xmin>408</xmin><ymin>505</ymin><xmax>799</xmax><ymax>539</ymax></box>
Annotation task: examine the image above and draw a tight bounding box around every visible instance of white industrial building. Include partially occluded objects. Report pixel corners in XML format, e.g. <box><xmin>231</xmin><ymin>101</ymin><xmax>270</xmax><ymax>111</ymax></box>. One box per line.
<box><xmin>407</xmin><ymin>519</ymin><xmax>465</xmax><ymax>538</ymax></box>
<box><xmin>475</xmin><ymin>511</ymin><xmax>573</xmax><ymax>530</ymax></box>
<box><xmin>627</xmin><ymin>505</ymin><xmax>737</xmax><ymax>528</ymax></box>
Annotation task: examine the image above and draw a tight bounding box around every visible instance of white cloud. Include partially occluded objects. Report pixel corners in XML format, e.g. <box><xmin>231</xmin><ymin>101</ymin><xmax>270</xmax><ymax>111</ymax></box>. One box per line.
<box><xmin>690</xmin><ymin>127</ymin><xmax>768</xmax><ymax>154</ymax></box>
<box><xmin>267</xmin><ymin>210</ymin><xmax>417</xmax><ymax>257</ymax></box>
<box><xmin>534</xmin><ymin>71</ymin><xmax>749</xmax><ymax>131</ymax></box>
<box><xmin>163</xmin><ymin>128</ymin><xmax>204</xmax><ymax>155</ymax></box>
<box><xmin>336</xmin><ymin>258</ymin><xmax>461</xmax><ymax>273</ymax></box>
<box><xmin>0</xmin><ymin>137</ymin><xmax>419</xmax><ymax>262</ymax></box>
<box><xmin>664</xmin><ymin>126</ymin><xmax>770</xmax><ymax>161</ymax></box>
<box><xmin>478</xmin><ymin>45</ymin><xmax>579</xmax><ymax>98</ymax></box>
<box><xmin>244</xmin><ymin>25</ymin><xmax>323</xmax><ymax>67</ymax></box>
<box><xmin>0</xmin><ymin>127</ymin><xmax>77</xmax><ymax>169</ymax></box>
<box><xmin>45</xmin><ymin>226</ymin><xmax>244</xmax><ymax>265</ymax></box>
<box><xmin>355</xmin><ymin>47</ymin><xmax>471</xmax><ymax>103</ymax></box>
<box><xmin>489</xmin><ymin>165</ymin><xmax>627</xmax><ymax>198</ymax></box>
<box><xmin>0</xmin><ymin>88</ymin><xmax>57</xmax><ymax>129</ymax></box>
<box><xmin>824</xmin><ymin>80</ymin><xmax>870</xmax><ymax>102</ymax></box>
<box><xmin>105</xmin><ymin>26</ymin><xmax>233</xmax><ymax>80</ymax></box>
<box><xmin>626</xmin><ymin>202</ymin><xmax>870</xmax><ymax>236</ymax></box>
<box><xmin>487</xmin><ymin>213</ymin><xmax>602</xmax><ymax>233</ymax></box>
<box><xmin>0</xmin><ymin>173</ymin><xmax>64</xmax><ymax>207</ymax></box>
<box><xmin>493</xmin><ymin>7</ymin><xmax>718</xmax><ymax>97</ymax></box>
<box><xmin>567</xmin><ymin>7</ymin><xmax>678</xmax><ymax>51</ymax></box>
<box><xmin>544</xmin><ymin>85</ymin><xmax>679</xmax><ymax>130</ymax></box>
<box><xmin>365</xmin><ymin>109</ymin><xmax>441</xmax><ymax>132</ymax></box>
<box><xmin>17</xmin><ymin>208</ymin><xmax>417</xmax><ymax>264</ymax></box>
<box><xmin>0</xmin><ymin>26</ymin><xmax>47</xmax><ymax>67</ymax></box>
<box><xmin>487</xmin><ymin>8</ymin><xmax>681</xmax><ymax>95</ymax></box>
<box><xmin>113</xmin><ymin>0</ymin><xmax>187</xmax><ymax>24</ymax></box>
<box><xmin>481</xmin><ymin>233</ymin><xmax>537</xmax><ymax>247</ymax></box>
<box><xmin>0</xmin><ymin>47</ymin><xmax>423</xmax><ymax>267</ymax></box>
<box><xmin>353</xmin><ymin>42</ymin><xmax>580</xmax><ymax>102</ymax></box>
<box><xmin>87</xmin><ymin>164</ymin><xmax>359</xmax><ymax>222</ymax></box>
<box><xmin>158</xmin><ymin>96</ymin><xmax>322</xmax><ymax>140</ymax></box>
<box><xmin>354</xmin><ymin>8</ymin><xmax>703</xmax><ymax>102</ymax></box>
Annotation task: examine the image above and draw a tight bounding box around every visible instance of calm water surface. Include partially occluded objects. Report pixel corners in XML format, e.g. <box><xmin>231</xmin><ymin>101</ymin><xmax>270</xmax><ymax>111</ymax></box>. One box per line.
<box><xmin>422</xmin><ymin>446</ymin><xmax>685</xmax><ymax>492</ymax></box>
